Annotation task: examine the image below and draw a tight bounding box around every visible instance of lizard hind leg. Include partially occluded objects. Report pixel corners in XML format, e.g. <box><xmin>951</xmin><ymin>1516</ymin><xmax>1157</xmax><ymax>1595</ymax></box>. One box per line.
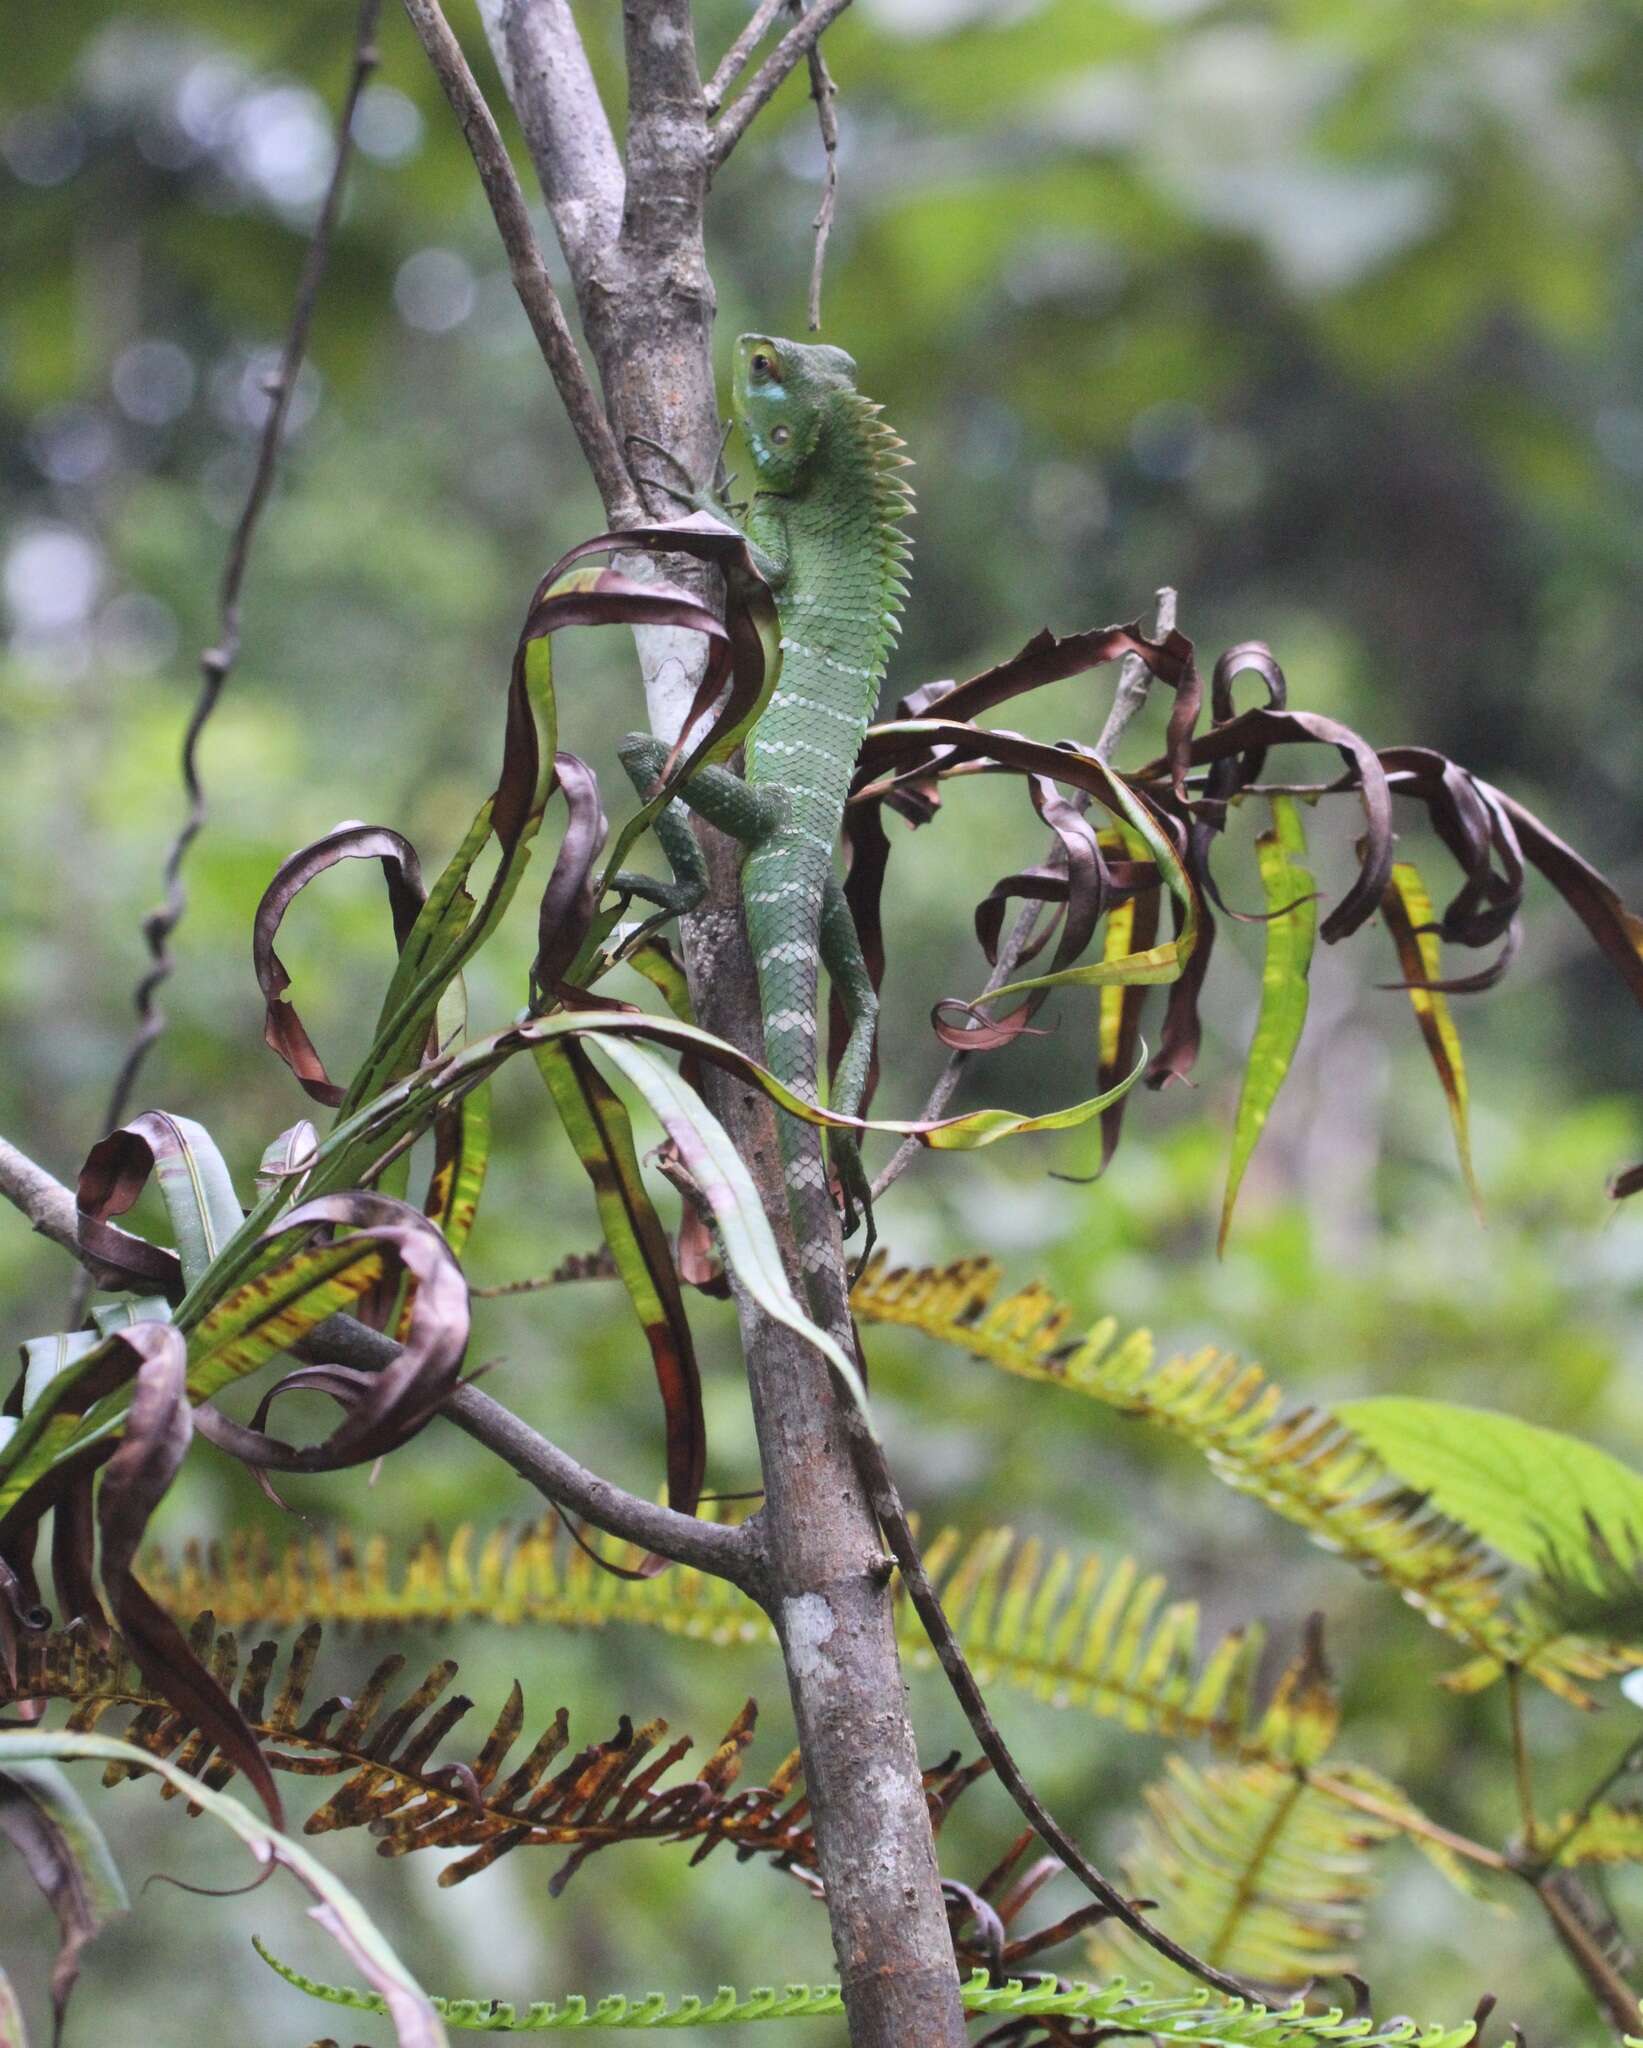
<box><xmin>613</xmin><ymin>733</ymin><xmax>785</xmax><ymax>919</ymax></box>
<box><xmin>820</xmin><ymin>871</ymin><xmax>879</xmax><ymax>1255</ymax></box>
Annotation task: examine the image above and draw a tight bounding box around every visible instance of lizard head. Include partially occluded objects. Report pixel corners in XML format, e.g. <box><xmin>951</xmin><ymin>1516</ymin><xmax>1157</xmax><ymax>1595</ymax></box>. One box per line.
<box><xmin>733</xmin><ymin>333</ymin><xmax>858</xmax><ymax>489</ymax></box>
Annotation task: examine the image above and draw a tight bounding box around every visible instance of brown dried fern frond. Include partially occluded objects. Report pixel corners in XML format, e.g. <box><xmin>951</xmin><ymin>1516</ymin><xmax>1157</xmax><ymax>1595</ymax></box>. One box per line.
<box><xmin>2</xmin><ymin>1617</ymin><xmax>988</xmax><ymax>1891</ymax></box>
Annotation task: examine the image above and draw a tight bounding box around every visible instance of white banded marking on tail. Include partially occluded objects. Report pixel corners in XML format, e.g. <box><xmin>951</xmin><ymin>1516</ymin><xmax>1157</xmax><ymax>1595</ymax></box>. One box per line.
<box><xmin>755</xmin><ymin>736</ymin><xmax>838</xmax><ymax>762</ymax></box>
<box><xmin>779</xmin><ymin>640</ymin><xmax>875</xmax><ymax>680</ymax></box>
<box><xmin>766</xmin><ymin>1009</ymin><xmax>817</xmax><ymax>1037</ymax></box>
<box><xmin>747</xmin><ymin>879</ymin><xmax>809</xmax><ymax>904</ymax></box>
<box><xmin>770</xmin><ymin>690</ymin><xmax>865</xmax><ymax>725</ymax></box>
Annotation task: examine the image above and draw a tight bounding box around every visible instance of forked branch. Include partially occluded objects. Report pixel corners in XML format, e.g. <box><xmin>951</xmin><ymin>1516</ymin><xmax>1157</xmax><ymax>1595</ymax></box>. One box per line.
<box><xmin>399</xmin><ymin>0</ymin><xmax>642</xmax><ymax>526</ymax></box>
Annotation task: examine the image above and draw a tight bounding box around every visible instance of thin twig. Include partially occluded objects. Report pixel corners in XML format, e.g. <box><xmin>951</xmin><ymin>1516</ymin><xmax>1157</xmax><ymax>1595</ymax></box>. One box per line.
<box><xmin>870</xmin><ymin>894</ymin><xmax>1049</xmax><ymax>1202</ymax></box>
<box><xmin>400</xmin><ymin>0</ymin><xmax>642</xmax><ymax>527</ymax></box>
<box><xmin>703</xmin><ymin>0</ymin><xmax>790</xmax><ymax>115</ymax></box>
<box><xmin>1307</xmin><ymin>1768</ymin><xmax>1512</xmax><ymax>1874</ymax></box>
<box><xmin>708</xmin><ymin>0</ymin><xmax>854</xmax><ymax>171</ymax></box>
<box><xmin>0</xmin><ymin>1131</ymin><xmax>754</xmax><ymax>1585</ymax></box>
<box><xmin>88</xmin><ymin>0</ymin><xmax>383</xmax><ymax>1190</ymax></box>
<box><xmin>1095</xmin><ymin>586</ymin><xmax>1177</xmax><ymax>764</ymax></box>
<box><xmin>872</xmin><ymin>588</ymin><xmax>1176</xmax><ymax>1204</ymax></box>
<box><xmin>802</xmin><ymin>29</ymin><xmax>839</xmax><ymax>330</ymax></box>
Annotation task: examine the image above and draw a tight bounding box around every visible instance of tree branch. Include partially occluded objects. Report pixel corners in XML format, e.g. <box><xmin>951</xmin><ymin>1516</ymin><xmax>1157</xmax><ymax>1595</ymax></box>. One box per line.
<box><xmin>708</xmin><ymin>0</ymin><xmax>854</xmax><ymax>172</ymax></box>
<box><xmin>0</xmin><ymin>1135</ymin><xmax>80</xmax><ymax>1258</ymax></box>
<box><xmin>477</xmin><ymin>0</ymin><xmax>624</xmax><ymax>274</ymax></box>
<box><xmin>703</xmin><ymin>0</ymin><xmax>790</xmax><ymax>115</ymax></box>
<box><xmin>0</xmin><ymin>1135</ymin><xmax>753</xmax><ymax>1586</ymax></box>
<box><xmin>801</xmin><ymin>28</ymin><xmax>839</xmax><ymax>330</ymax></box>
<box><xmin>399</xmin><ymin>0</ymin><xmax>642</xmax><ymax>527</ymax></box>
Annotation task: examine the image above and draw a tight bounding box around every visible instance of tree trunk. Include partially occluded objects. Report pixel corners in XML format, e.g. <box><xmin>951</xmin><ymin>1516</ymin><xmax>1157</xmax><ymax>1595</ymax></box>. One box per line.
<box><xmin>472</xmin><ymin>4</ymin><xmax>967</xmax><ymax>2040</ymax></box>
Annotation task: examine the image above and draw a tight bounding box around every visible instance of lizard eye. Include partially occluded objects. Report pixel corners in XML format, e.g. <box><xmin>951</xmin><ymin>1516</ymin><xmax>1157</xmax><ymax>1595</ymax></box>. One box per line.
<box><xmin>770</xmin><ymin>423</ymin><xmax>792</xmax><ymax>445</ymax></box>
<box><xmin>750</xmin><ymin>350</ymin><xmax>775</xmax><ymax>379</ymax></box>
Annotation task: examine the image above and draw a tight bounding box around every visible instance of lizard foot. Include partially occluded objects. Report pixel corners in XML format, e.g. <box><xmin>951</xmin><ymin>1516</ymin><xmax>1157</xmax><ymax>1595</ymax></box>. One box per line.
<box><xmin>832</xmin><ymin>1132</ymin><xmax>877</xmax><ymax>1278</ymax></box>
<box><xmin>625</xmin><ymin>433</ymin><xmax>702</xmax><ymax>511</ymax></box>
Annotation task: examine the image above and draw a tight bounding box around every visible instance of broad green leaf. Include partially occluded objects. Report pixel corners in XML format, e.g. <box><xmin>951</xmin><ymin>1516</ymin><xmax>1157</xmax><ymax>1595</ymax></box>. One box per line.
<box><xmin>1382</xmin><ymin>862</ymin><xmax>1481</xmax><ymax>1218</ymax></box>
<box><xmin>1219</xmin><ymin>796</ymin><xmax>1317</xmax><ymax>1253</ymax></box>
<box><xmin>0</xmin><ymin>1733</ymin><xmax>444</xmax><ymax>2048</ymax></box>
<box><xmin>90</xmin><ymin>1298</ymin><xmax>172</xmax><ymax>1337</ymax></box>
<box><xmin>1338</xmin><ymin>1397</ymin><xmax>1643</xmax><ymax>1574</ymax></box>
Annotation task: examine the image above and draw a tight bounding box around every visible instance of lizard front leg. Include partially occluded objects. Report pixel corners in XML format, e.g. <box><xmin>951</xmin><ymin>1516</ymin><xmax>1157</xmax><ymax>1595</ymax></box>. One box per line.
<box><xmin>613</xmin><ymin>735</ymin><xmax>782</xmax><ymax>920</ymax></box>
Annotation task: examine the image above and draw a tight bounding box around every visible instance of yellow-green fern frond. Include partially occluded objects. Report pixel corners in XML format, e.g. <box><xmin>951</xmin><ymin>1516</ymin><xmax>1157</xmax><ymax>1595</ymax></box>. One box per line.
<box><xmin>851</xmin><ymin>1255</ymin><xmax>1636</xmax><ymax>1702</ymax></box>
<box><xmin>1094</xmin><ymin>1754</ymin><xmax>1400</xmax><ymax>1990</ymax></box>
<box><xmin>139</xmin><ymin>1515</ymin><xmax>765</xmax><ymax>1646</ymax></box>
<box><xmin>1552</xmin><ymin>1801</ymin><xmax>1643</xmax><ymax>1866</ymax></box>
<box><xmin>141</xmin><ymin>1520</ymin><xmax>1269</xmax><ymax>1755</ymax></box>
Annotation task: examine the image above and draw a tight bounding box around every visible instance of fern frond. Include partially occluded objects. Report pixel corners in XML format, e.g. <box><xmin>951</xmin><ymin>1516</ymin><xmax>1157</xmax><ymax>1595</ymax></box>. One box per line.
<box><xmin>1095</xmin><ymin>1755</ymin><xmax>1399</xmax><ymax>1989</ymax></box>
<box><xmin>6</xmin><ymin>1619</ymin><xmax>996</xmax><ymax>1889</ymax></box>
<box><xmin>5</xmin><ymin>1618</ymin><xmax>906</xmax><ymax>1888</ymax></box>
<box><xmin>851</xmin><ymin>1254</ymin><xmax>1636</xmax><ymax>1701</ymax></box>
<box><xmin>1552</xmin><ymin>1801</ymin><xmax>1643</xmax><ymax>1866</ymax></box>
<box><xmin>257</xmin><ymin>1948</ymin><xmax>1473</xmax><ymax>2043</ymax></box>
<box><xmin>140</xmin><ymin>1519</ymin><xmax>1274</xmax><ymax>1756</ymax></box>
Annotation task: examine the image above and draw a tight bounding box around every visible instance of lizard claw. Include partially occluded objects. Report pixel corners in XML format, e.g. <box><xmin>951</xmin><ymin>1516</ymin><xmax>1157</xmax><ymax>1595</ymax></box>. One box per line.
<box><xmin>625</xmin><ymin>433</ymin><xmax>711</xmax><ymax>514</ymax></box>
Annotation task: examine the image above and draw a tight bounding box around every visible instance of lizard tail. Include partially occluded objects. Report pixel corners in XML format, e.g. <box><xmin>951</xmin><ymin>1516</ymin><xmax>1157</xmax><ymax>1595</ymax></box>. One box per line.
<box><xmin>743</xmin><ymin>835</ymin><xmax>839</xmax><ymax>1295</ymax></box>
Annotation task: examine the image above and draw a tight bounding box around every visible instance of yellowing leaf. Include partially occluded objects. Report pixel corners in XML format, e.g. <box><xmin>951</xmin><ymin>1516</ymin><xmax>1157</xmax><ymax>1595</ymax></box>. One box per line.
<box><xmin>1219</xmin><ymin>797</ymin><xmax>1316</xmax><ymax>1252</ymax></box>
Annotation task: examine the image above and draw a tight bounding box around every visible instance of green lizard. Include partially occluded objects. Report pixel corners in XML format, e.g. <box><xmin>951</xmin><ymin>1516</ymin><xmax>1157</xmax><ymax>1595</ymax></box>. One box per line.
<box><xmin>621</xmin><ymin>343</ymin><xmax>1256</xmax><ymax>2001</ymax></box>
<box><xmin>618</xmin><ymin>332</ymin><xmax>912</xmax><ymax>1279</ymax></box>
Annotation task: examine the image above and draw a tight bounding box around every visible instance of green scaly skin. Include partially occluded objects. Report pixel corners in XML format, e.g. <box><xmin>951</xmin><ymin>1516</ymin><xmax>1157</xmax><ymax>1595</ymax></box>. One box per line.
<box><xmin>619</xmin><ymin>334</ymin><xmax>913</xmax><ymax>1283</ymax></box>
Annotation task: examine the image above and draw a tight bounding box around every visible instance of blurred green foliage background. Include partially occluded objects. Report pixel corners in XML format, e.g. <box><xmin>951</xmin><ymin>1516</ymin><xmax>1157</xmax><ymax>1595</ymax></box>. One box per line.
<box><xmin>5</xmin><ymin>0</ymin><xmax>1643</xmax><ymax>2039</ymax></box>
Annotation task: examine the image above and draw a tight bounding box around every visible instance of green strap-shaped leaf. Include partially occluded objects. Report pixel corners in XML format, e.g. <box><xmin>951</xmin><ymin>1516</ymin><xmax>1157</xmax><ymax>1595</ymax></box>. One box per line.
<box><xmin>1338</xmin><ymin>1396</ymin><xmax>1643</xmax><ymax>1576</ymax></box>
<box><xmin>586</xmin><ymin>1035</ymin><xmax>874</xmax><ymax>1431</ymax></box>
<box><xmin>0</xmin><ymin>1757</ymin><xmax>128</xmax><ymax>2039</ymax></box>
<box><xmin>19</xmin><ymin>1331</ymin><xmax>102</xmax><ymax>1413</ymax></box>
<box><xmin>422</xmin><ymin>1083</ymin><xmax>491</xmax><ymax>1260</ymax></box>
<box><xmin>90</xmin><ymin>1298</ymin><xmax>173</xmax><ymax>1337</ymax></box>
<box><xmin>184</xmin><ymin>1236</ymin><xmax>387</xmax><ymax>1401</ymax></box>
<box><xmin>78</xmin><ymin>1112</ymin><xmax>245</xmax><ymax>1291</ymax></box>
<box><xmin>537</xmin><ymin>1043</ymin><xmax>704</xmax><ymax>1518</ymax></box>
<box><xmin>626</xmin><ymin>937</ymin><xmax>694</xmax><ymax>1023</ymax></box>
<box><xmin>0</xmin><ymin>1733</ymin><xmax>444</xmax><ymax>2048</ymax></box>
<box><xmin>1381</xmin><ymin>862</ymin><xmax>1481</xmax><ymax>1217</ymax></box>
<box><xmin>1219</xmin><ymin>796</ymin><xmax>1316</xmax><ymax>1253</ymax></box>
